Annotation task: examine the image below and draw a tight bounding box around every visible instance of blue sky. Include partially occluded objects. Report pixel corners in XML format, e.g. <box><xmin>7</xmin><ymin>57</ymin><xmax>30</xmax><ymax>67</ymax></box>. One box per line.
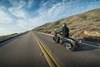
<box><xmin>0</xmin><ymin>0</ymin><xmax>100</xmax><ymax>36</ymax></box>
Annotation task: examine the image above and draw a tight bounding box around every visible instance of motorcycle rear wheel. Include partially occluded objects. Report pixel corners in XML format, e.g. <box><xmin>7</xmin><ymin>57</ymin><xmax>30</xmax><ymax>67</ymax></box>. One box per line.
<box><xmin>63</xmin><ymin>41</ymin><xmax>76</xmax><ymax>51</ymax></box>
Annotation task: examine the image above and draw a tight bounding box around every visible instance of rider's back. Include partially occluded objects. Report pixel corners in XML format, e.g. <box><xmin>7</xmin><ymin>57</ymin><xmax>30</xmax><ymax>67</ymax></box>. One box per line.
<box><xmin>62</xmin><ymin>25</ymin><xmax>69</xmax><ymax>37</ymax></box>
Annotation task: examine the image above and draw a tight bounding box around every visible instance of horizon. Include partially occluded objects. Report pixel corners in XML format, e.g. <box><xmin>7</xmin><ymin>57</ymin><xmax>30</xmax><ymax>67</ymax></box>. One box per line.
<box><xmin>0</xmin><ymin>0</ymin><xmax>100</xmax><ymax>36</ymax></box>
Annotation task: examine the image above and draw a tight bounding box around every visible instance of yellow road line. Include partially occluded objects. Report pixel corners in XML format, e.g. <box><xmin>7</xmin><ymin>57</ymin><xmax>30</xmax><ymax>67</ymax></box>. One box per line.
<box><xmin>33</xmin><ymin>33</ymin><xmax>62</xmax><ymax>67</ymax></box>
<box><xmin>39</xmin><ymin>39</ymin><xmax>61</xmax><ymax>67</ymax></box>
<box><xmin>34</xmin><ymin>35</ymin><xmax>55</xmax><ymax>67</ymax></box>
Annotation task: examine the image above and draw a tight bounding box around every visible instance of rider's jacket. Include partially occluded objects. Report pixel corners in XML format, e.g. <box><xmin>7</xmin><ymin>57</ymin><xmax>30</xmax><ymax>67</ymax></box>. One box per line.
<box><xmin>61</xmin><ymin>26</ymin><xmax>69</xmax><ymax>37</ymax></box>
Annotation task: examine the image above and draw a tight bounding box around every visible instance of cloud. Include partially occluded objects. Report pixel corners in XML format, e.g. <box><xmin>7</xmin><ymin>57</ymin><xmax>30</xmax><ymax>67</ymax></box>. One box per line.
<box><xmin>47</xmin><ymin>2</ymin><xmax>67</xmax><ymax>20</ymax></box>
<box><xmin>28</xmin><ymin>0</ymin><xmax>34</xmax><ymax>8</ymax></box>
<box><xmin>11</xmin><ymin>10</ymin><xmax>27</xmax><ymax>18</ymax></box>
<box><xmin>9</xmin><ymin>0</ymin><xmax>26</xmax><ymax>7</ymax></box>
<box><xmin>0</xmin><ymin>0</ymin><xmax>100</xmax><ymax>35</ymax></box>
<box><xmin>16</xmin><ymin>19</ymin><xmax>33</xmax><ymax>29</ymax></box>
<box><xmin>33</xmin><ymin>1</ymin><xmax>70</xmax><ymax>23</ymax></box>
<box><xmin>0</xmin><ymin>27</ymin><xmax>16</xmax><ymax>36</ymax></box>
<box><xmin>0</xmin><ymin>7</ymin><xmax>13</xmax><ymax>24</ymax></box>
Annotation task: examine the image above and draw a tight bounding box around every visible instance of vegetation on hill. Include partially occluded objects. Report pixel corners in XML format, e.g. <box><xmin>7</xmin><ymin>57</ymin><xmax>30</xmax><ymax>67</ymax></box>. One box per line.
<box><xmin>34</xmin><ymin>8</ymin><xmax>100</xmax><ymax>41</ymax></box>
<box><xmin>0</xmin><ymin>33</ymin><xmax>18</xmax><ymax>42</ymax></box>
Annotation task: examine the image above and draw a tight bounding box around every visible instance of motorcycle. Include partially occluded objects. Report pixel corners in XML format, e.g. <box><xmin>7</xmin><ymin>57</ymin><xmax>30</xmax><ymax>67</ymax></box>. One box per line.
<box><xmin>53</xmin><ymin>32</ymin><xmax>80</xmax><ymax>51</ymax></box>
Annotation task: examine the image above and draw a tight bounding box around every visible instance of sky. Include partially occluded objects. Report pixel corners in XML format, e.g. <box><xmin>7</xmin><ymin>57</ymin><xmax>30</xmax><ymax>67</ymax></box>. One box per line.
<box><xmin>0</xmin><ymin>0</ymin><xmax>100</xmax><ymax>36</ymax></box>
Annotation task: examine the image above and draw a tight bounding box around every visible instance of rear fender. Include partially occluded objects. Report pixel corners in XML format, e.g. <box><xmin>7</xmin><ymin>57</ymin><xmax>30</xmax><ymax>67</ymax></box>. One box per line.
<box><xmin>64</xmin><ymin>38</ymin><xmax>76</xmax><ymax>47</ymax></box>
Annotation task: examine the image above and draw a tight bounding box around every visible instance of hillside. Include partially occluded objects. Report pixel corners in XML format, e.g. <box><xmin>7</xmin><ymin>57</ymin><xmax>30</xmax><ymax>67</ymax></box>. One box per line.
<box><xmin>34</xmin><ymin>8</ymin><xmax>100</xmax><ymax>41</ymax></box>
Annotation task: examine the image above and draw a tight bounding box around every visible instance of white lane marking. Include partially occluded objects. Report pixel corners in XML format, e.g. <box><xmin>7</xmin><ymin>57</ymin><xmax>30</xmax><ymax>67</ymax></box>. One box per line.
<box><xmin>38</xmin><ymin>32</ymin><xmax>53</xmax><ymax>37</ymax></box>
<box><xmin>81</xmin><ymin>43</ymin><xmax>100</xmax><ymax>48</ymax></box>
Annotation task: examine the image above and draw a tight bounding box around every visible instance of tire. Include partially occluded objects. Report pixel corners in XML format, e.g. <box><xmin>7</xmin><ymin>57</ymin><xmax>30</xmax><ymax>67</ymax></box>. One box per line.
<box><xmin>56</xmin><ymin>37</ymin><xmax>60</xmax><ymax>43</ymax></box>
<box><xmin>53</xmin><ymin>37</ymin><xmax>55</xmax><ymax>41</ymax></box>
<box><xmin>63</xmin><ymin>41</ymin><xmax>76</xmax><ymax>51</ymax></box>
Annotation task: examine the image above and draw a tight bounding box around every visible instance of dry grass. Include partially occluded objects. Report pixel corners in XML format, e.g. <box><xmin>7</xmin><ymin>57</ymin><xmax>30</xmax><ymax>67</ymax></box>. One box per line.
<box><xmin>0</xmin><ymin>33</ymin><xmax>18</xmax><ymax>42</ymax></box>
<box><xmin>34</xmin><ymin>8</ymin><xmax>100</xmax><ymax>41</ymax></box>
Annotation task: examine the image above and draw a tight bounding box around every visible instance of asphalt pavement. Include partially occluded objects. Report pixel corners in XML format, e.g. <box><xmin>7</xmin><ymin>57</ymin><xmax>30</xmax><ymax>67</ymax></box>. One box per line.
<box><xmin>0</xmin><ymin>31</ymin><xmax>100</xmax><ymax>67</ymax></box>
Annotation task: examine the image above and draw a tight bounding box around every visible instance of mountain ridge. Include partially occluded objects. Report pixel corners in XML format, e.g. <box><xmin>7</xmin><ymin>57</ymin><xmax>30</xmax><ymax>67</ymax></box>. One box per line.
<box><xmin>34</xmin><ymin>8</ymin><xmax>100</xmax><ymax>40</ymax></box>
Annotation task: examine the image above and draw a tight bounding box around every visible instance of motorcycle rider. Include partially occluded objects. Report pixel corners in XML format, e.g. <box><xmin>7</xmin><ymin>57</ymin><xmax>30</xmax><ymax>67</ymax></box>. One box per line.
<box><xmin>53</xmin><ymin>23</ymin><xmax>69</xmax><ymax>41</ymax></box>
<box><xmin>60</xmin><ymin>23</ymin><xmax>69</xmax><ymax>37</ymax></box>
<box><xmin>53</xmin><ymin>23</ymin><xmax>79</xmax><ymax>51</ymax></box>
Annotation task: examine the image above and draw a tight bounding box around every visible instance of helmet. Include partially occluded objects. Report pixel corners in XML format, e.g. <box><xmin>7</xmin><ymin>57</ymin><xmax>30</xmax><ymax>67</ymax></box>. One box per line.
<box><xmin>62</xmin><ymin>23</ymin><xmax>67</xmax><ymax>27</ymax></box>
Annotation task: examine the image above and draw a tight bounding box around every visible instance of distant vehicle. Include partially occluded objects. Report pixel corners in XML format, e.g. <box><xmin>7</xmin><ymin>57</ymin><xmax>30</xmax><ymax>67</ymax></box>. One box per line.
<box><xmin>53</xmin><ymin>32</ymin><xmax>80</xmax><ymax>51</ymax></box>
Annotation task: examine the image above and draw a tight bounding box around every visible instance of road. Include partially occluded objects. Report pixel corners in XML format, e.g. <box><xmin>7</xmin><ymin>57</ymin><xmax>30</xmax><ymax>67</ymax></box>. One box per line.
<box><xmin>0</xmin><ymin>31</ymin><xmax>100</xmax><ymax>67</ymax></box>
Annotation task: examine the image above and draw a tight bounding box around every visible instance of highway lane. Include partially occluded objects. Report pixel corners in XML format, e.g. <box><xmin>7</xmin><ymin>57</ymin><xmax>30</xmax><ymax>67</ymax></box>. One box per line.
<box><xmin>0</xmin><ymin>32</ymin><xmax>49</xmax><ymax>67</ymax></box>
<box><xmin>0</xmin><ymin>31</ymin><xmax>100</xmax><ymax>67</ymax></box>
<box><xmin>34</xmin><ymin>32</ymin><xmax>100</xmax><ymax>67</ymax></box>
